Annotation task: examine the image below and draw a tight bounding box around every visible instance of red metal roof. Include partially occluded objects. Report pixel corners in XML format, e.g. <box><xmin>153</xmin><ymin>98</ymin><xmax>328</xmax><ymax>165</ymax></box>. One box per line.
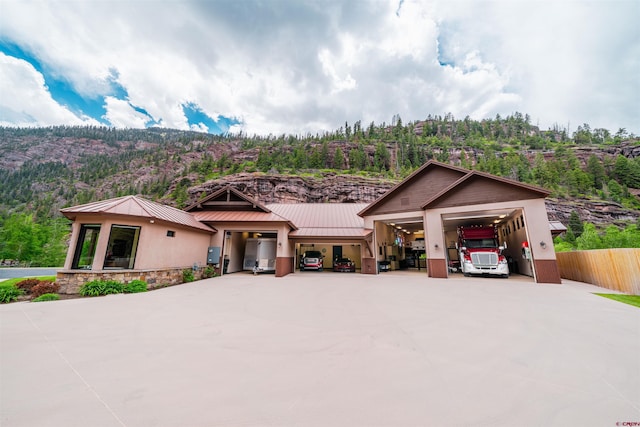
<box><xmin>60</xmin><ymin>196</ymin><xmax>215</xmax><ymax>233</ymax></box>
<box><xmin>268</xmin><ymin>203</ymin><xmax>371</xmax><ymax>238</ymax></box>
<box><xmin>268</xmin><ymin>203</ymin><xmax>368</xmax><ymax>227</ymax></box>
<box><xmin>192</xmin><ymin>210</ymin><xmax>296</xmax><ymax>229</ymax></box>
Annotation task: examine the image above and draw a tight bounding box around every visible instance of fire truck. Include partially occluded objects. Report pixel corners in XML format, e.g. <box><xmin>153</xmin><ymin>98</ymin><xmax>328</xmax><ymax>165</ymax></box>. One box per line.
<box><xmin>457</xmin><ymin>225</ymin><xmax>509</xmax><ymax>278</ymax></box>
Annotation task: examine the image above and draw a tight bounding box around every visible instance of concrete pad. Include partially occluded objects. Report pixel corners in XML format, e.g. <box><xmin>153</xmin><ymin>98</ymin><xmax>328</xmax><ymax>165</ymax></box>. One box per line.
<box><xmin>1</xmin><ymin>271</ymin><xmax>639</xmax><ymax>426</ymax></box>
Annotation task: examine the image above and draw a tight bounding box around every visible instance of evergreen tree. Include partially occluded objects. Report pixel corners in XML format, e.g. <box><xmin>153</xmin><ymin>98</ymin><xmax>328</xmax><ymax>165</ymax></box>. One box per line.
<box><xmin>568</xmin><ymin>211</ymin><xmax>584</xmax><ymax>238</ymax></box>
<box><xmin>374</xmin><ymin>142</ymin><xmax>390</xmax><ymax>171</ymax></box>
<box><xmin>586</xmin><ymin>154</ymin><xmax>606</xmax><ymax>190</ymax></box>
<box><xmin>333</xmin><ymin>147</ymin><xmax>345</xmax><ymax>169</ymax></box>
<box><xmin>320</xmin><ymin>142</ymin><xmax>330</xmax><ymax>168</ymax></box>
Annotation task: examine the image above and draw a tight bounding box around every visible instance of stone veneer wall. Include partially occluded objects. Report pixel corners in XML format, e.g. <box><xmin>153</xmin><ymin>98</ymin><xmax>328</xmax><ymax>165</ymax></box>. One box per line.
<box><xmin>56</xmin><ymin>267</ymin><xmax>204</xmax><ymax>294</ymax></box>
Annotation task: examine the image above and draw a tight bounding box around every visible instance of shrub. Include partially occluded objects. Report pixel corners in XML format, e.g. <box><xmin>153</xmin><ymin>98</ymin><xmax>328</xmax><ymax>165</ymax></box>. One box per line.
<box><xmin>79</xmin><ymin>280</ymin><xmax>102</xmax><ymax>297</ymax></box>
<box><xmin>101</xmin><ymin>280</ymin><xmax>124</xmax><ymax>295</ymax></box>
<box><xmin>203</xmin><ymin>265</ymin><xmax>217</xmax><ymax>278</ymax></box>
<box><xmin>32</xmin><ymin>293</ymin><xmax>60</xmax><ymax>302</ymax></box>
<box><xmin>123</xmin><ymin>279</ymin><xmax>148</xmax><ymax>293</ymax></box>
<box><xmin>0</xmin><ymin>285</ymin><xmax>23</xmax><ymax>304</ymax></box>
<box><xmin>79</xmin><ymin>280</ymin><xmax>124</xmax><ymax>297</ymax></box>
<box><xmin>15</xmin><ymin>278</ymin><xmax>41</xmax><ymax>294</ymax></box>
<box><xmin>31</xmin><ymin>281</ymin><xmax>60</xmax><ymax>298</ymax></box>
<box><xmin>182</xmin><ymin>269</ymin><xmax>194</xmax><ymax>283</ymax></box>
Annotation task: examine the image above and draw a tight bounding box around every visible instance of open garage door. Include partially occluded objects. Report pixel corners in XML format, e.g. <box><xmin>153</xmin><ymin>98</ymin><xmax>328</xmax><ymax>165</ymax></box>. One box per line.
<box><xmin>441</xmin><ymin>208</ymin><xmax>532</xmax><ymax>279</ymax></box>
<box><xmin>373</xmin><ymin>217</ymin><xmax>426</xmax><ymax>273</ymax></box>
<box><xmin>295</xmin><ymin>242</ymin><xmax>363</xmax><ymax>273</ymax></box>
<box><xmin>222</xmin><ymin>230</ymin><xmax>278</xmax><ymax>275</ymax></box>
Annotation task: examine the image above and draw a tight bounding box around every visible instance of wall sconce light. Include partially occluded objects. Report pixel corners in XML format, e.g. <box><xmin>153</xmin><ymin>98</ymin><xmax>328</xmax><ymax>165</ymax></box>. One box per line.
<box><xmin>149</xmin><ymin>219</ymin><xmax>154</xmax><ymax>224</ymax></box>
<box><xmin>434</xmin><ymin>243</ymin><xmax>439</xmax><ymax>249</ymax></box>
<box><xmin>540</xmin><ymin>241</ymin><xmax>546</xmax><ymax>249</ymax></box>
<box><xmin>278</xmin><ymin>242</ymin><xmax>282</xmax><ymax>247</ymax></box>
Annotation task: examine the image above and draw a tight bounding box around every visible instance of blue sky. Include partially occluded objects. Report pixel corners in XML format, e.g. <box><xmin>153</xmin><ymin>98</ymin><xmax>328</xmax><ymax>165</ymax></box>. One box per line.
<box><xmin>0</xmin><ymin>0</ymin><xmax>638</xmax><ymax>136</ymax></box>
<box><xmin>0</xmin><ymin>39</ymin><xmax>237</xmax><ymax>132</ymax></box>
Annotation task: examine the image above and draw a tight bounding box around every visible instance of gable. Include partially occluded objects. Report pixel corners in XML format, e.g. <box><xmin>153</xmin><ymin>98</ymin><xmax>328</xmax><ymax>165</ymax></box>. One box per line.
<box><xmin>423</xmin><ymin>174</ymin><xmax>546</xmax><ymax>209</ymax></box>
<box><xmin>360</xmin><ymin>163</ymin><xmax>466</xmax><ymax>216</ymax></box>
<box><xmin>185</xmin><ymin>185</ymin><xmax>271</xmax><ymax>213</ymax></box>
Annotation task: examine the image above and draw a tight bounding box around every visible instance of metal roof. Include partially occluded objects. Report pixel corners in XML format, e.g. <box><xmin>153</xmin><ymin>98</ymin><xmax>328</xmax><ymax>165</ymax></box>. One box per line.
<box><xmin>192</xmin><ymin>210</ymin><xmax>297</xmax><ymax>229</ymax></box>
<box><xmin>60</xmin><ymin>196</ymin><xmax>215</xmax><ymax>233</ymax></box>
<box><xmin>549</xmin><ymin>221</ymin><xmax>568</xmax><ymax>236</ymax></box>
<box><xmin>268</xmin><ymin>203</ymin><xmax>371</xmax><ymax>239</ymax></box>
<box><xmin>268</xmin><ymin>203</ymin><xmax>369</xmax><ymax>228</ymax></box>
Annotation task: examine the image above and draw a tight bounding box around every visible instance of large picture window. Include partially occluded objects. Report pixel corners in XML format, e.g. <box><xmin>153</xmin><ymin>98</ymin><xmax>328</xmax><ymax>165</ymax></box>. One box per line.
<box><xmin>72</xmin><ymin>225</ymin><xmax>101</xmax><ymax>269</ymax></box>
<box><xmin>104</xmin><ymin>225</ymin><xmax>141</xmax><ymax>269</ymax></box>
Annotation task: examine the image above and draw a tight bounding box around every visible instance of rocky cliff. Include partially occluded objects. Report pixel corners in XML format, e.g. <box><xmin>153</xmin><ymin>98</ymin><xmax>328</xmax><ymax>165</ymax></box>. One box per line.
<box><xmin>188</xmin><ymin>173</ymin><xmax>395</xmax><ymax>204</ymax></box>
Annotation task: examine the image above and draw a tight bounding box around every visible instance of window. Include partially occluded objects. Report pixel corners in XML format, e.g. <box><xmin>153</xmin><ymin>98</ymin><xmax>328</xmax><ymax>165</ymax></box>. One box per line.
<box><xmin>103</xmin><ymin>225</ymin><xmax>141</xmax><ymax>269</ymax></box>
<box><xmin>167</xmin><ymin>230</ymin><xmax>175</xmax><ymax>237</ymax></box>
<box><xmin>72</xmin><ymin>225</ymin><xmax>101</xmax><ymax>269</ymax></box>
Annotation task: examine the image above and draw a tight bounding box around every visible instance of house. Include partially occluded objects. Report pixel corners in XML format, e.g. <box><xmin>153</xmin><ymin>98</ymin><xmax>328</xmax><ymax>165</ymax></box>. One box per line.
<box><xmin>57</xmin><ymin>160</ymin><xmax>561</xmax><ymax>292</ymax></box>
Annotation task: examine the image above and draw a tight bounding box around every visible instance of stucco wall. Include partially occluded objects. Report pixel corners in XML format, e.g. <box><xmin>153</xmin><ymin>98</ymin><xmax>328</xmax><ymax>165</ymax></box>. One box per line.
<box><xmin>135</xmin><ymin>222</ymin><xmax>212</xmax><ymax>269</ymax></box>
<box><xmin>63</xmin><ymin>215</ymin><xmax>213</xmax><ymax>272</ymax></box>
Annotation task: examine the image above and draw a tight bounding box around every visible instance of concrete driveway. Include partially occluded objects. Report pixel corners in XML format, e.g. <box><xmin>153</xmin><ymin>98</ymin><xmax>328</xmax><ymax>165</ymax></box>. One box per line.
<box><xmin>1</xmin><ymin>272</ymin><xmax>639</xmax><ymax>427</ymax></box>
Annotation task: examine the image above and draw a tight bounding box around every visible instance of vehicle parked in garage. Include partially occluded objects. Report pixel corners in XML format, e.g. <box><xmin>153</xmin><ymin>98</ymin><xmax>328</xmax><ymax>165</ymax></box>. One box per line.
<box><xmin>458</xmin><ymin>225</ymin><xmax>509</xmax><ymax>278</ymax></box>
<box><xmin>300</xmin><ymin>250</ymin><xmax>324</xmax><ymax>271</ymax></box>
<box><xmin>243</xmin><ymin>238</ymin><xmax>277</xmax><ymax>274</ymax></box>
<box><xmin>333</xmin><ymin>258</ymin><xmax>356</xmax><ymax>272</ymax></box>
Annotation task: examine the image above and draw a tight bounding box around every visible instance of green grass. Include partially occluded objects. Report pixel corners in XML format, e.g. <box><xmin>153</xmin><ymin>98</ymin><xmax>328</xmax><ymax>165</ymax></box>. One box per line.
<box><xmin>0</xmin><ymin>276</ymin><xmax>56</xmax><ymax>287</ymax></box>
<box><xmin>594</xmin><ymin>293</ymin><xmax>640</xmax><ymax>308</ymax></box>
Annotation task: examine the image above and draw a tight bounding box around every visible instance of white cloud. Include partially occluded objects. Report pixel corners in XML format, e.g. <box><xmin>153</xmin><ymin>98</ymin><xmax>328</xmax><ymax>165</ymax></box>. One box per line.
<box><xmin>0</xmin><ymin>53</ymin><xmax>96</xmax><ymax>127</ymax></box>
<box><xmin>0</xmin><ymin>0</ymin><xmax>637</xmax><ymax>135</ymax></box>
<box><xmin>102</xmin><ymin>97</ymin><xmax>150</xmax><ymax>129</ymax></box>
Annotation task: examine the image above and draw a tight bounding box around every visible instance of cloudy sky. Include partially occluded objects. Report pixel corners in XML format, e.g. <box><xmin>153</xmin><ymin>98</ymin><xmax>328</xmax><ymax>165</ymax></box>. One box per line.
<box><xmin>0</xmin><ymin>0</ymin><xmax>638</xmax><ymax>136</ymax></box>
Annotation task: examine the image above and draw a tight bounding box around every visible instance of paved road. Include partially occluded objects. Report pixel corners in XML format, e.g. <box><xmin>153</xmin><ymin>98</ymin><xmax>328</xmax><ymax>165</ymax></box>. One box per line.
<box><xmin>0</xmin><ymin>268</ymin><xmax>60</xmax><ymax>280</ymax></box>
<box><xmin>1</xmin><ymin>272</ymin><xmax>639</xmax><ymax>426</ymax></box>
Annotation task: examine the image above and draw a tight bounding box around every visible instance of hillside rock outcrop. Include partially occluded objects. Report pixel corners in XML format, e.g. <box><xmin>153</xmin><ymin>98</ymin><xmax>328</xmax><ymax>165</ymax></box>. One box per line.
<box><xmin>188</xmin><ymin>173</ymin><xmax>395</xmax><ymax>204</ymax></box>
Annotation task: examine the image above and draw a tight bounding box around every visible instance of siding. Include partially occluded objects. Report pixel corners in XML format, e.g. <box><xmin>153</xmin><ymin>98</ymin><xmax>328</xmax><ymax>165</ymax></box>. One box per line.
<box><xmin>365</xmin><ymin>168</ymin><xmax>466</xmax><ymax>215</ymax></box>
<box><xmin>426</xmin><ymin>175</ymin><xmax>542</xmax><ymax>209</ymax></box>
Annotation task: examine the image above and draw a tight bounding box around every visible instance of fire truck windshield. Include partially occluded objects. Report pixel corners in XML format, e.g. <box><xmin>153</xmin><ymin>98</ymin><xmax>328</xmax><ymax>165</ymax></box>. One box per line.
<box><xmin>463</xmin><ymin>238</ymin><xmax>498</xmax><ymax>248</ymax></box>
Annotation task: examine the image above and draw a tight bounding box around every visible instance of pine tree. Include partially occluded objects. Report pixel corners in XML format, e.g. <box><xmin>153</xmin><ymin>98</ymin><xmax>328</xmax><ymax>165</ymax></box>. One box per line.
<box><xmin>568</xmin><ymin>211</ymin><xmax>584</xmax><ymax>238</ymax></box>
<box><xmin>333</xmin><ymin>147</ymin><xmax>345</xmax><ymax>169</ymax></box>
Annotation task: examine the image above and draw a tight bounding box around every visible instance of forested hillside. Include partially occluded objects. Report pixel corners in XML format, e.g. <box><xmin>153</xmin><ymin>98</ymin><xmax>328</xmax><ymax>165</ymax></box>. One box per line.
<box><xmin>1</xmin><ymin>113</ymin><xmax>639</xmax><ymax>266</ymax></box>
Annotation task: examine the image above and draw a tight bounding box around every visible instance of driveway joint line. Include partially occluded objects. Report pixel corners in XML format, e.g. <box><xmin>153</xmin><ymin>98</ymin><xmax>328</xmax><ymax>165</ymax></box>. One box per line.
<box><xmin>20</xmin><ymin>306</ymin><xmax>128</xmax><ymax>427</ymax></box>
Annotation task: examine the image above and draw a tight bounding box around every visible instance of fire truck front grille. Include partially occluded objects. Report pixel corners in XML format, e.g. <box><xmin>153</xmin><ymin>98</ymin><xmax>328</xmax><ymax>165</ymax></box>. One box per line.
<box><xmin>471</xmin><ymin>253</ymin><xmax>498</xmax><ymax>266</ymax></box>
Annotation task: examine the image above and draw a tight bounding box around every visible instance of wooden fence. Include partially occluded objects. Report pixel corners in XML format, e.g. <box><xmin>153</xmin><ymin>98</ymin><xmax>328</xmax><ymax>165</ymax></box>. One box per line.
<box><xmin>555</xmin><ymin>248</ymin><xmax>640</xmax><ymax>295</ymax></box>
